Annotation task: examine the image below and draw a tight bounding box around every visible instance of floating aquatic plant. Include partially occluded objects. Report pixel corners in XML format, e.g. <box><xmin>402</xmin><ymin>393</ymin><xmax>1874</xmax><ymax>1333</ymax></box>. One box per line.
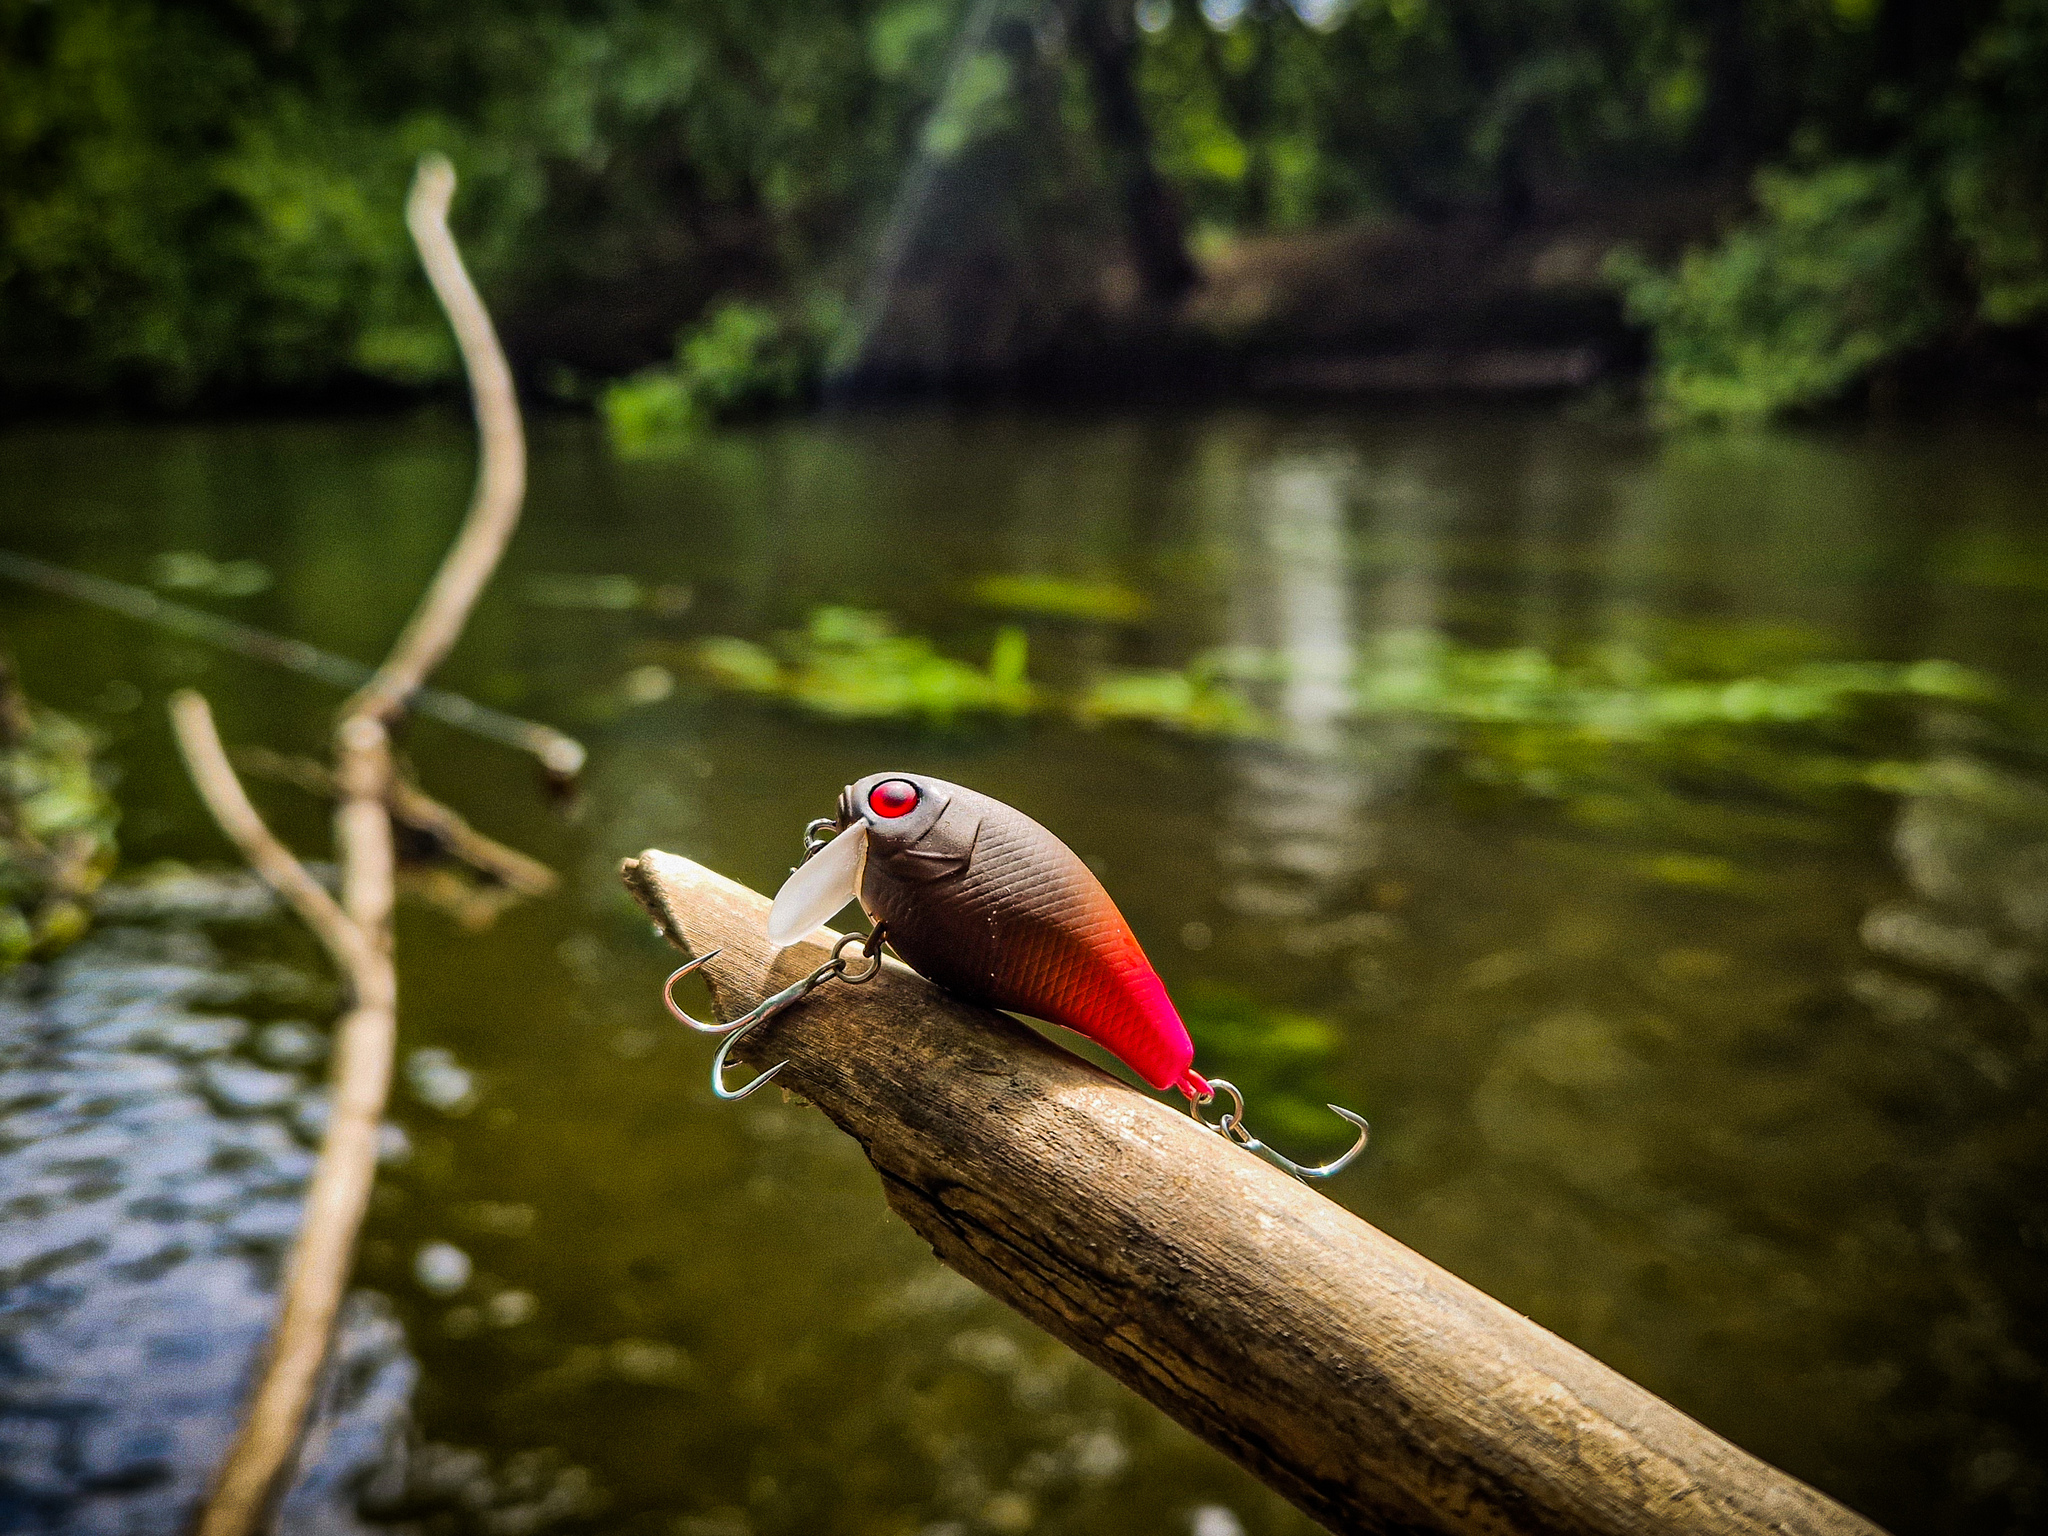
<box><xmin>686</xmin><ymin>608</ymin><xmax>1034</xmax><ymax>726</ymax></box>
<box><xmin>968</xmin><ymin>574</ymin><xmax>1154</xmax><ymax>624</ymax></box>
<box><xmin>151</xmin><ymin>551</ymin><xmax>273</xmax><ymax>599</ymax></box>
<box><xmin>1350</xmin><ymin>630</ymin><xmax>1996</xmax><ymax>736</ymax></box>
<box><xmin>669</xmin><ymin>608</ymin><xmax>2014</xmax><ymax>830</ymax></box>
<box><xmin>1076</xmin><ymin>661</ymin><xmax>1268</xmax><ymax>736</ymax></box>
<box><xmin>679</xmin><ymin>608</ymin><xmax>1262</xmax><ymax>735</ymax></box>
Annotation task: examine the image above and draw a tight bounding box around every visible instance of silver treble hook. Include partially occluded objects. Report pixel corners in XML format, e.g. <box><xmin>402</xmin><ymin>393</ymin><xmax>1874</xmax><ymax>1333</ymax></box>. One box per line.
<box><xmin>1189</xmin><ymin>1077</ymin><xmax>1369</xmax><ymax>1181</ymax></box>
<box><xmin>663</xmin><ymin>929</ymin><xmax>885</xmax><ymax>1100</ymax></box>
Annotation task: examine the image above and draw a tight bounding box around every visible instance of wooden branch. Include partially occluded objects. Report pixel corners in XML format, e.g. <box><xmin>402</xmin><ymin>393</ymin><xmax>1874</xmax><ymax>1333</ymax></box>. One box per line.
<box><xmin>231</xmin><ymin>746</ymin><xmax>558</xmax><ymax>897</ymax></box>
<box><xmin>193</xmin><ymin>152</ymin><xmax>530</xmax><ymax>1536</ymax></box>
<box><xmin>167</xmin><ymin>692</ymin><xmax>366</xmax><ymax>974</ymax></box>
<box><xmin>622</xmin><ymin>849</ymin><xmax>1889</xmax><ymax>1536</ymax></box>
<box><xmin>168</xmin><ymin>692</ymin><xmax>398</xmax><ymax>1536</ymax></box>
<box><xmin>0</xmin><ymin>549</ymin><xmax>583</xmax><ymax>780</ymax></box>
<box><xmin>345</xmin><ymin>153</ymin><xmax>525</xmax><ymax>729</ymax></box>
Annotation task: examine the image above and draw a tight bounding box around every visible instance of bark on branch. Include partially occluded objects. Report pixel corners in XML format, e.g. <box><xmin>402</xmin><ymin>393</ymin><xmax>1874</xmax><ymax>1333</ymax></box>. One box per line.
<box><xmin>231</xmin><ymin>746</ymin><xmax>557</xmax><ymax>898</ymax></box>
<box><xmin>180</xmin><ymin>153</ymin><xmax>532</xmax><ymax>1536</ymax></box>
<box><xmin>622</xmin><ymin>848</ymin><xmax>1888</xmax><ymax>1536</ymax></box>
<box><xmin>345</xmin><ymin>153</ymin><xmax>526</xmax><ymax>729</ymax></box>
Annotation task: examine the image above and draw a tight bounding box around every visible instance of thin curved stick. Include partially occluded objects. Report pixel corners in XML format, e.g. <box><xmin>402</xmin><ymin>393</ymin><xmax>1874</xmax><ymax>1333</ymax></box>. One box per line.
<box><xmin>345</xmin><ymin>152</ymin><xmax>526</xmax><ymax>730</ymax></box>
<box><xmin>194</xmin><ymin>152</ymin><xmax>524</xmax><ymax>1536</ymax></box>
<box><xmin>231</xmin><ymin>745</ymin><xmax>558</xmax><ymax>897</ymax></box>
<box><xmin>0</xmin><ymin>550</ymin><xmax>582</xmax><ymax>779</ymax></box>
<box><xmin>167</xmin><ymin>691</ymin><xmax>365</xmax><ymax>973</ymax></box>
<box><xmin>171</xmin><ymin>692</ymin><xmax>398</xmax><ymax>1536</ymax></box>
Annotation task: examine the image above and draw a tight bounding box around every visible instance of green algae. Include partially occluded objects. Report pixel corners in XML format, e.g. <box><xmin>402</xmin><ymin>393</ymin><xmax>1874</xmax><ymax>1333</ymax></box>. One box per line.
<box><xmin>0</xmin><ymin>658</ymin><xmax>117</xmax><ymax>969</ymax></box>
<box><xmin>686</xmin><ymin>608</ymin><xmax>1035</xmax><ymax>726</ymax></box>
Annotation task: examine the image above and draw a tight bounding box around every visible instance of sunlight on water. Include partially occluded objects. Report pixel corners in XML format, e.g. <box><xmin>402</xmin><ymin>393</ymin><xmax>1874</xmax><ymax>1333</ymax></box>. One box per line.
<box><xmin>2</xmin><ymin>408</ymin><xmax>2045</xmax><ymax>1535</ymax></box>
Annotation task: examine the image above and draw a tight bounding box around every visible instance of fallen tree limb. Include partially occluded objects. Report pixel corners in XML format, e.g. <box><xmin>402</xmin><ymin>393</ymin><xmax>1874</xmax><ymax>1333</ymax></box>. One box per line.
<box><xmin>169</xmin><ymin>695</ymin><xmax>367</xmax><ymax>973</ymax></box>
<box><xmin>622</xmin><ymin>848</ymin><xmax>1888</xmax><ymax>1536</ymax></box>
<box><xmin>175</xmin><ymin>695</ymin><xmax>398</xmax><ymax>1536</ymax></box>
<box><xmin>181</xmin><ymin>153</ymin><xmax>532</xmax><ymax>1536</ymax></box>
<box><xmin>345</xmin><ymin>153</ymin><xmax>525</xmax><ymax>729</ymax></box>
<box><xmin>0</xmin><ymin>549</ymin><xmax>584</xmax><ymax>782</ymax></box>
<box><xmin>231</xmin><ymin>746</ymin><xmax>557</xmax><ymax>897</ymax></box>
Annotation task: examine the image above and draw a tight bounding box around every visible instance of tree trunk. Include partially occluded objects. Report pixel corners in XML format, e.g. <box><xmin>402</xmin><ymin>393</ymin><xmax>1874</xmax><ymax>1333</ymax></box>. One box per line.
<box><xmin>1068</xmin><ymin>0</ymin><xmax>1200</xmax><ymax>304</ymax></box>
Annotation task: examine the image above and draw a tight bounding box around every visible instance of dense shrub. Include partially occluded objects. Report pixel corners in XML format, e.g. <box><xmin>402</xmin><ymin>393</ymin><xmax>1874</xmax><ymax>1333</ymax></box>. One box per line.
<box><xmin>4</xmin><ymin>0</ymin><xmax>2046</xmax><ymax>415</ymax></box>
<box><xmin>1614</xmin><ymin>0</ymin><xmax>2048</xmax><ymax>420</ymax></box>
<box><xmin>1612</xmin><ymin>160</ymin><xmax>1946</xmax><ymax>421</ymax></box>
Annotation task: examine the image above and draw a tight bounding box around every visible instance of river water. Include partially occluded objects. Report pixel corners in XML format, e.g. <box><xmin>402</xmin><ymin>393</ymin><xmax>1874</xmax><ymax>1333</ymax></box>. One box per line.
<box><xmin>2</xmin><ymin>409</ymin><xmax>2044</xmax><ymax>1535</ymax></box>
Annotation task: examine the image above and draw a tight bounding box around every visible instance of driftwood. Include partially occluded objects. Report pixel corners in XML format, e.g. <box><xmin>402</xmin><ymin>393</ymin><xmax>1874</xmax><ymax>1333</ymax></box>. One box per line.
<box><xmin>230</xmin><ymin>746</ymin><xmax>557</xmax><ymax>898</ymax></box>
<box><xmin>0</xmin><ymin>549</ymin><xmax>583</xmax><ymax>782</ymax></box>
<box><xmin>172</xmin><ymin>694</ymin><xmax>398</xmax><ymax>1536</ymax></box>
<box><xmin>173</xmin><ymin>153</ymin><xmax>540</xmax><ymax>1536</ymax></box>
<box><xmin>622</xmin><ymin>849</ymin><xmax>1888</xmax><ymax>1536</ymax></box>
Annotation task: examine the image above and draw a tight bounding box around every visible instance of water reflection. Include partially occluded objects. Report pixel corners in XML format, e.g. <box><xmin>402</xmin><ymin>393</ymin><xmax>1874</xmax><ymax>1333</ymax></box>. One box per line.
<box><xmin>1848</xmin><ymin>749</ymin><xmax>2048</xmax><ymax>1529</ymax></box>
<box><xmin>1221</xmin><ymin>453</ymin><xmax>1380</xmax><ymax>927</ymax></box>
<box><xmin>3</xmin><ymin>411</ymin><xmax>2047</xmax><ymax>1534</ymax></box>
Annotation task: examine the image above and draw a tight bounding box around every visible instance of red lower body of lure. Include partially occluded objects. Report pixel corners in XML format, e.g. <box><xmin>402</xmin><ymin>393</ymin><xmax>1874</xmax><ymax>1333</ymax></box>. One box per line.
<box><xmin>835</xmin><ymin>773</ymin><xmax>1212</xmax><ymax>1100</ymax></box>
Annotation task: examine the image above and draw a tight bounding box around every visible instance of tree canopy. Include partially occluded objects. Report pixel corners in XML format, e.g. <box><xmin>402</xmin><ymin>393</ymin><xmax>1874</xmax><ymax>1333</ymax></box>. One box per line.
<box><xmin>2</xmin><ymin>0</ymin><xmax>2043</xmax><ymax>418</ymax></box>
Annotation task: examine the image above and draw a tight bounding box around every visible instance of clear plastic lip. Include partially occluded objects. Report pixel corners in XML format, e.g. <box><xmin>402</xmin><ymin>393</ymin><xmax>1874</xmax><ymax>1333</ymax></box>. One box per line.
<box><xmin>766</xmin><ymin>821</ymin><xmax>868</xmax><ymax>948</ymax></box>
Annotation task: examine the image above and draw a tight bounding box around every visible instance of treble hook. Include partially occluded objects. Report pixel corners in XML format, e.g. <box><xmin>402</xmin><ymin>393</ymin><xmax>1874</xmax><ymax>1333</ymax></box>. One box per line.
<box><xmin>1189</xmin><ymin>1077</ymin><xmax>1369</xmax><ymax>1181</ymax></box>
<box><xmin>663</xmin><ymin>928</ymin><xmax>886</xmax><ymax>1100</ymax></box>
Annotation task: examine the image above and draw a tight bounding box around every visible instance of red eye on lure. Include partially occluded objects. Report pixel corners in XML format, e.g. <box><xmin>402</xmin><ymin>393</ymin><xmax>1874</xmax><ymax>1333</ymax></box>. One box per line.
<box><xmin>663</xmin><ymin>773</ymin><xmax>1368</xmax><ymax>1182</ymax></box>
<box><xmin>868</xmin><ymin>779</ymin><xmax>919</xmax><ymax>818</ymax></box>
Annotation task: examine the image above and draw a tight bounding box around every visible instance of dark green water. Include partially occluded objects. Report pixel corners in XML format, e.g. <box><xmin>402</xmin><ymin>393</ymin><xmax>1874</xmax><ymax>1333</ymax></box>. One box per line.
<box><xmin>3</xmin><ymin>409</ymin><xmax>2046</xmax><ymax>1536</ymax></box>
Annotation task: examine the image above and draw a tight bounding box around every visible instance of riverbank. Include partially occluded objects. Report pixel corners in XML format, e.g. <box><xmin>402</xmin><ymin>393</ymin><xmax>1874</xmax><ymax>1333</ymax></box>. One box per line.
<box><xmin>20</xmin><ymin>191</ymin><xmax>2044</xmax><ymax>429</ymax></box>
<box><xmin>830</xmin><ymin>188</ymin><xmax>1717</xmax><ymax>406</ymax></box>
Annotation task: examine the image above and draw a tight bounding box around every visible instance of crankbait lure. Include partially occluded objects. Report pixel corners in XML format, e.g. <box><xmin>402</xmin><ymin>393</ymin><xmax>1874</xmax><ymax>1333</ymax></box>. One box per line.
<box><xmin>664</xmin><ymin>771</ymin><xmax>1368</xmax><ymax>1181</ymax></box>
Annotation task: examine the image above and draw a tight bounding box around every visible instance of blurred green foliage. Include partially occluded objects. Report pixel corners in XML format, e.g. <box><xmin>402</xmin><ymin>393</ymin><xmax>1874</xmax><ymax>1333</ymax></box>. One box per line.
<box><xmin>1349</xmin><ymin>629</ymin><xmax>2005</xmax><ymax>837</ymax></box>
<box><xmin>0</xmin><ymin>662</ymin><xmax>117</xmax><ymax>969</ymax></box>
<box><xmin>4</xmin><ymin>0</ymin><xmax>2043</xmax><ymax>413</ymax></box>
<box><xmin>1176</xmin><ymin>982</ymin><xmax>1350</xmax><ymax>1145</ymax></box>
<box><xmin>1613</xmin><ymin>0</ymin><xmax>2048</xmax><ymax>419</ymax></box>
<box><xmin>687</xmin><ymin>607</ymin><xmax>1036</xmax><ymax>724</ymax></box>
<box><xmin>0</xmin><ymin>0</ymin><xmax>947</xmax><ymax>406</ymax></box>
<box><xmin>602</xmin><ymin>296</ymin><xmax>846</xmax><ymax>453</ymax></box>
<box><xmin>1611</xmin><ymin>161</ymin><xmax>1946</xmax><ymax>422</ymax></box>
<box><xmin>1353</xmin><ymin>629</ymin><xmax>1994</xmax><ymax>735</ymax></box>
<box><xmin>968</xmin><ymin>574</ymin><xmax>1153</xmax><ymax>624</ymax></box>
<box><xmin>1074</xmin><ymin>657</ymin><xmax>1270</xmax><ymax>735</ymax></box>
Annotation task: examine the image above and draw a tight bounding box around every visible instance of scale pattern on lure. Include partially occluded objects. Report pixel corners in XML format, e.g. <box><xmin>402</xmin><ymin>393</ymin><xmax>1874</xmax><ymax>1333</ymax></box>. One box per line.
<box><xmin>665</xmin><ymin>770</ymin><xmax>1368</xmax><ymax>1181</ymax></box>
<box><xmin>816</xmin><ymin>772</ymin><xmax>1206</xmax><ymax>1098</ymax></box>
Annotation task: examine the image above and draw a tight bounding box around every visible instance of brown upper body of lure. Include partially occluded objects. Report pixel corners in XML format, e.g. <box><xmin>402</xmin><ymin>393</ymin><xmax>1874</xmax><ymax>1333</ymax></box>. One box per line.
<box><xmin>826</xmin><ymin>772</ymin><xmax>1205</xmax><ymax>1097</ymax></box>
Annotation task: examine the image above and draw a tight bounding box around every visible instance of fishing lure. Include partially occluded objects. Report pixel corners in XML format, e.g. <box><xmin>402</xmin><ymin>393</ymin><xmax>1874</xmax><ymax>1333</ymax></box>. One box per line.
<box><xmin>664</xmin><ymin>771</ymin><xmax>1368</xmax><ymax>1180</ymax></box>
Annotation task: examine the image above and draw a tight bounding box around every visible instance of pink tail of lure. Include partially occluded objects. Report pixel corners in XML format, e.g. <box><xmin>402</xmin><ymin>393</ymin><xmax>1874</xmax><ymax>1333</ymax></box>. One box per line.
<box><xmin>752</xmin><ymin>770</ymin><xmax>1369</xmax><ymax>1180</ymax></box>
<box><xmin>822</xmin><ymin>772</ymin><xmax>1210</xmax><ymax>1099</ymax></box>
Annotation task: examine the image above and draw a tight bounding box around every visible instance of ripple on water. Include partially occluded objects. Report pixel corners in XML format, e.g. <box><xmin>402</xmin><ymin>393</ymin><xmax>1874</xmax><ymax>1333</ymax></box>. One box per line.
<box><xmin>0</xmin><ymin>916</ymin><xmax>408</xmax><ymax>1535</ymax></box>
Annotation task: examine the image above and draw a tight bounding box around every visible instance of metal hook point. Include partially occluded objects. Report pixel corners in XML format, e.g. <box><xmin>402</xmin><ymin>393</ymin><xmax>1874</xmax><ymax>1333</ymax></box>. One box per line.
<box><xmin>1266</xmin><ymin>1103</ymin><xmax>1372</xmax><ymax>1181</ymax></box>
<box><xmin>664</xmin><ymin>931</ymin><xmax>882</xmax><ymax>1102</ymax></box>
<box><xmin>1192</xmin><ymin>1079</ymin><xmax>1370</xmax><ymax>1182</ymax></box>
<box><xmin>712</xmin><ymin>1021</ymin><xmax>786</xmax><ymax>1100</ymax></box>
<box><xmin>663</xmin><ymin>952</ymin><xmax>734</xmax><ymax>1034</ymax></box>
